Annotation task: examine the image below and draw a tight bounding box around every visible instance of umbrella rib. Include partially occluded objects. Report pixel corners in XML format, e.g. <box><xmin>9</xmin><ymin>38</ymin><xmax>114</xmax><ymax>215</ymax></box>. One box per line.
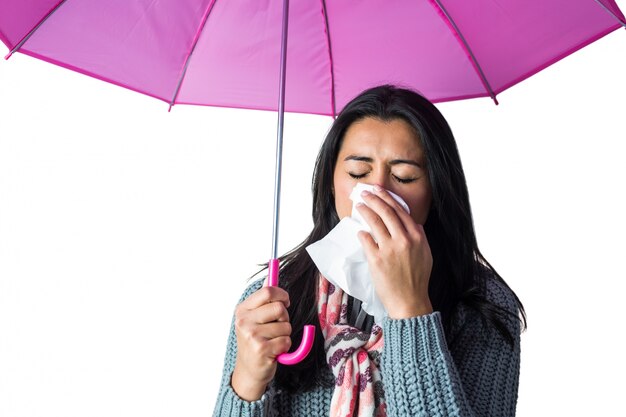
<box><xmin>168</xmin><ymin>0</ymin><xmax>218</xmax><ymax>111</ymax></box>
<box><xmin>5</xmin><ymin>0</ymin><xmax>69</xmax><ymax>60</ymax></box>
<box><xmin>320</xmin><ymin>0</ymin><xmax>337</xmax><ymax>118</ymax></box>
<box><xmin>594</xmin><ymin>0</ymin><xmax>626</xmax><ymax>28</ymax></box>
<box><xmin>429</xmin><ymin>0</ymin><xmax>499</xmax><ymax>105</ymax></box>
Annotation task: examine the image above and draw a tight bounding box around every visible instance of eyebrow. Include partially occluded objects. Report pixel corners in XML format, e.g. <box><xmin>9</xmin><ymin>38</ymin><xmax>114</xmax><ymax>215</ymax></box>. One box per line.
<box><xmin>344</xmin><ymin>155</ymin><xmax>422</xmax><ymax>168</ymax></box>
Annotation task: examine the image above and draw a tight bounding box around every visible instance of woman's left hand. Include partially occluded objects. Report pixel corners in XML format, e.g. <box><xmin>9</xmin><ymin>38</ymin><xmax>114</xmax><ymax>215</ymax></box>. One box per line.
<box><xmin>356</xmin><ymin>186</ymin><xmax>433</xmax><ymax>319</ymax></box>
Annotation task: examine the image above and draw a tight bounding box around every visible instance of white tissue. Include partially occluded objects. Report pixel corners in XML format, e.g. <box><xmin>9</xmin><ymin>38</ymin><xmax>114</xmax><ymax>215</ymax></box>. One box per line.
<box><xmin>306</xmin><ymin>183</ymin><xmax>410</xmax><ymax>324</ymax></box>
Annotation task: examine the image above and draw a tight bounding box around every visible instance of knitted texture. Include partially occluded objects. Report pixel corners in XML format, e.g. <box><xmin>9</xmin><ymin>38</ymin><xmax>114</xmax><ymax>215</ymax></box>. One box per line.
<box><xmin>212</xmin><ymin>274</ymin><xmax>521</xmax><ymax>417</ymax></box>
<box><xmin>318</xmin><ymin>276</ymin><xmax>386</xmax><ymax>417</ymax></box>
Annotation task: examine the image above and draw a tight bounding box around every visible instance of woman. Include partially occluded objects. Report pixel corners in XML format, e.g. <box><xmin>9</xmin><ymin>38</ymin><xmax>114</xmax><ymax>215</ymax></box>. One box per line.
<box><xmin>213</xmin><ymin>85</ymin><xmax>526</xmax><ymax>417</ymax></box>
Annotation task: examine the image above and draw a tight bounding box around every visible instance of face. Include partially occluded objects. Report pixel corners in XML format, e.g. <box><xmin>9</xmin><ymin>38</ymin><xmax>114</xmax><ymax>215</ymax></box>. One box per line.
<box><xmin>333</xmin><ymin>117</ymin><xmax>432</xmax><ymax>225</ymax></box>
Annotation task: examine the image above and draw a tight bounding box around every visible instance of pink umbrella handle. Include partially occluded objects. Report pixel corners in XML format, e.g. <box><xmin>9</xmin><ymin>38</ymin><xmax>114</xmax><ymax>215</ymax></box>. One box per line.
<box><xmin>267</xmin><ymin>258</ymin><xmax>315</xmax><ymax>365</ymax></box>
<box><xmin>277</xmin><ymin>325</ymin><xmax>316</xmax><ymax>365</ymax></box>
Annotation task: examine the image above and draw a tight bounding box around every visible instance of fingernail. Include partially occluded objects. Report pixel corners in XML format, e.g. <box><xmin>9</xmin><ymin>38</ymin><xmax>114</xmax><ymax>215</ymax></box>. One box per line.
<box><xmin>373</xmin><ymin>185</ymin><xmax>382</xmax><ymax>192</ymax></box>
<box><xmin>361</xmin><ymin>190</ymin><xmax>371</xmax><ymax>197</ymax></box>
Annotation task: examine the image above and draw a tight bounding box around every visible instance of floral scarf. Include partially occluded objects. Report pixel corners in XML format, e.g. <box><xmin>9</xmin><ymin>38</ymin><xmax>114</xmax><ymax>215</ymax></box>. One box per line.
<box><xmin>317</xmin><ymin>276</ymin><xmax>386</xmax><ymax>417</ymax></box>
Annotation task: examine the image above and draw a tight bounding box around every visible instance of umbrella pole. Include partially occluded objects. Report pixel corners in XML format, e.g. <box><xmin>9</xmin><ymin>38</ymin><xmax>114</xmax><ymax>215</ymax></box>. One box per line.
<box><xmin>268</xmin><ymin>0</ymin><xmax>315</xmax><ymax>366</ymax></box>
<box><xmin>270</xmin><ymin>0</ymin><xmax>289</xmax><ymax>266</ymax></box>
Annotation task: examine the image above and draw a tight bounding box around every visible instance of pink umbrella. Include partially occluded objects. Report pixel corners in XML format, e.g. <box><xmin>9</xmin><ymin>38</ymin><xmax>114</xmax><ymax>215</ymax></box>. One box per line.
<box><xmin>2</xmin><ymin>1</ymin><xmax>624</xmax><ymax>112</ymax></box>
<box><xmin>1</xmin><ymin>0</ymin><xmax>624</xmax><ymax>365</ymax></box>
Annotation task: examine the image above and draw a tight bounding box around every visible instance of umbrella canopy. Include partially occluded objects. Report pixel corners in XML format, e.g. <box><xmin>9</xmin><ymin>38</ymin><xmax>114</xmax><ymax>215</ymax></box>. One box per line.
<box><xmin>1</xmin><ymin>0</ymin><xmax>624</xmax><ymax>114</ymax></box>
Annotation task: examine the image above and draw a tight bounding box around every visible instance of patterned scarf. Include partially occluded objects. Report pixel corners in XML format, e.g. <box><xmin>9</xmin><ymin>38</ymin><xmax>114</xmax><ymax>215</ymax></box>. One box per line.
<box><xmin>317</xmin><ymin>276</ymin><xmax>387</xmax><ymax>417</ymax></box>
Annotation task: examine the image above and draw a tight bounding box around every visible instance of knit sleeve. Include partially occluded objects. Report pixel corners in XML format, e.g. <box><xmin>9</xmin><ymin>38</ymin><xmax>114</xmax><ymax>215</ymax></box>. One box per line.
<box><xmin>379</xmin><ymin>277</ymin><xmax>521</xmax><ymax>417</ymax></box>
<box><xmin>212</xmin><ymin>278</ymin><xmax>274</xmax><ymax>417</ymax></box>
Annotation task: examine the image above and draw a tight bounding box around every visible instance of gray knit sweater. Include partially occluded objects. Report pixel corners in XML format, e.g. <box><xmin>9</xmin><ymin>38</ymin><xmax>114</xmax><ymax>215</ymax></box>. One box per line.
<box><xmin>212</xmin><ymin>275</ymin><xmax>521</xmax><ymax>417</ymax></box>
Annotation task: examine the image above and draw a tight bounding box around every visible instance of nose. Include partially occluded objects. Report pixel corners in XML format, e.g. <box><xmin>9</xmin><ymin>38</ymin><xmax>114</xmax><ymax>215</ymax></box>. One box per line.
<box><xmin>365</xmin><ymin>169</ymin><xmax>392</xmax><ymax>192</ymax></box>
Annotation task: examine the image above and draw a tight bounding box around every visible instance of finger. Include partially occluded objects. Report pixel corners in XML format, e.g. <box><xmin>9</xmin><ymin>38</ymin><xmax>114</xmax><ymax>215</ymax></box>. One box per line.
<box><xmin>244</xmin><ymin>335</ymin><xmax>292</xmax><ymax>360</ymax></box>
<box><xmin>371</xmin><ymin>186</ymin><xmax>410</xmax><ymax>216</ymax></box>
<box><xmin>264</xmin><ymin>321</ymin><xmax>292</xmax><ymax>340</ymax></box>
<box><xmin>268</xmin><ymin>336</ymin><xmax>292</xmax><ymax>358</ymax></box>
<box><xmin>241</xmin><ymin>286</ymin><xmax>290</xmax><ymax>311</ymax></box>
<box><xmin>252</xmin><ymin>300</ymin><xmax>290</xmax><ymax>325</ymax></box>
<box><xmin>359</xmin><ymin>188</ymin><xmax>409</xmax><ymax>239</ymax></box>
<box><xmin>249</xmin><ymin>321</ymin><xmax>292</xmax><ymax>341</ymax></box>
<box><xmin>356</xmin><ymin>202</ymin><xmax>391</xmax><ymax>243</ymax></box>
<box><xmin>357</xmin><ymin>230</ymin><xmax>379</xmax><ymax>259</ymax></box>
<box><xmin>367</xmin><ymin>188</ymin><xmax>419</xmax><ymax>236</ymax></box>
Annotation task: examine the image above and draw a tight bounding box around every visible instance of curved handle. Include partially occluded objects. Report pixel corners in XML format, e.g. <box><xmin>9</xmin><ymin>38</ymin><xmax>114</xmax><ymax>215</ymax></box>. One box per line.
<box><xmin>277</xmin><ymin>325</ymin><xmax>315</xmax><ymax>365</ymax></box>
<box><xmin>267</xmin><ymin>259</ymin><xmax>315</xmax><ymax>365</ymax></box>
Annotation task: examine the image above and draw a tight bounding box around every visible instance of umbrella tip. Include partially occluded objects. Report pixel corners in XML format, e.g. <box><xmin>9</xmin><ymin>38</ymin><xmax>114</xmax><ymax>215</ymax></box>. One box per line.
<box><xmin>4</xmin><ymin>51</ymin><xmax>13</xmax><ymax>60</ymax></box>
<box><xmin>492</xmin><ymin>95</ymin><xmax>499</xmax><ymax>106</ymax></box>
<box><xmin>168</xmin><ymin>104</ymin><xmax>173</xmax><ymax>113</ymax></box>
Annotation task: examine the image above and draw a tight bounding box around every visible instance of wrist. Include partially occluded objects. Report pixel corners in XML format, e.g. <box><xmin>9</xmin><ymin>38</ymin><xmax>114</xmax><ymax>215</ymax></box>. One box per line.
<box><xmin>387</xmin><ymin>299</ymin><xmax>433</xmax><ymax>319</ymax></box>
<box><xmin>231</xmin><ymin>365</ymin><xmax>267</xmax><ymax>402</ymax></box>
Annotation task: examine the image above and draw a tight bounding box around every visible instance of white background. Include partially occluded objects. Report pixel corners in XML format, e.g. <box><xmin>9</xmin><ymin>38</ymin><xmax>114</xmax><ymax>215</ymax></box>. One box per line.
<box><xmin>1</xmin><ymin>16</ymin><xmax>625</xmax><ymax>417</ymax></box>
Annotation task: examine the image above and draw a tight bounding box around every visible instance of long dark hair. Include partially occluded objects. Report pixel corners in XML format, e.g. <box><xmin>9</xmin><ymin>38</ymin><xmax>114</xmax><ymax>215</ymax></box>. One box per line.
<box><xmin>266</xmin><ymin>85</ymin><xmax>526</xmax><ymax>393</ymax></box>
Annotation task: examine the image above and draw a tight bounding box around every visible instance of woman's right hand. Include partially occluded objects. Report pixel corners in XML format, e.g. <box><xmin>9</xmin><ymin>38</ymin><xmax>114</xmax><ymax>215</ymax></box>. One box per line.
<box><xmin>230</xmin><ymin>286</ymin><xmax>292</xmax><ymax>402</ymax></box>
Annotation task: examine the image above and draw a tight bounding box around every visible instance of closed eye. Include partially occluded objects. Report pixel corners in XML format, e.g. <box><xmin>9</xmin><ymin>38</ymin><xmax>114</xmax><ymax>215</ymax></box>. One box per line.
<box><xmin>393</xmin><ymin>175</ymin><xmax>417</xmax><ymax>184</ymax></box>
<box><xmin>348</xmin><ymin>172</ymin><xmax>368</xmax><ymax>179</ymax></box>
